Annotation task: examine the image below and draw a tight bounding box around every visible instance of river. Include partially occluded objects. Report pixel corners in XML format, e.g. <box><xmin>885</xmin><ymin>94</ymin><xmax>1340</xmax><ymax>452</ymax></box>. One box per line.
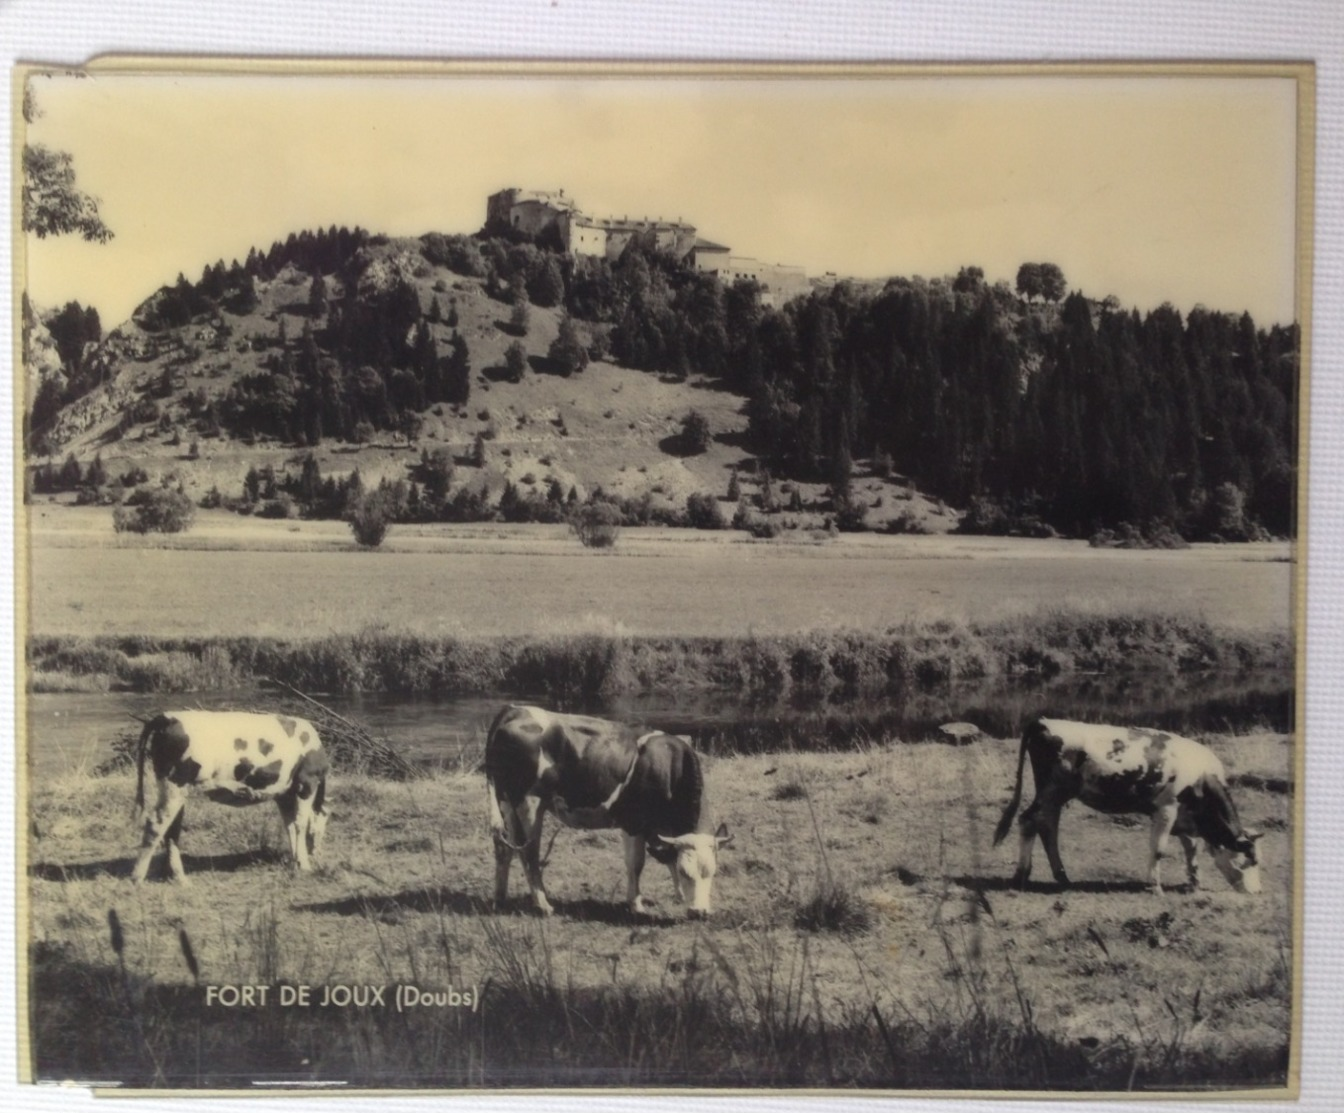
<box><xmin>25</xmin><ymin>670</ymin><xmax>1293</xmax><ymax>780</ymax></box>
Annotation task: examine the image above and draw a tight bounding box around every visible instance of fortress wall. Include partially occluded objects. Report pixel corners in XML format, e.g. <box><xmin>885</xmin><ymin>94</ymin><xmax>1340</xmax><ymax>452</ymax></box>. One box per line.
<box><xmin>510</xmin><ymin>199</ymin><xmax>566</xmax><ymax>238</ymax></box>
<box><xmin>485</xmin><ymin>189</ymin><xmax>801</xmax><ymax>294</ymax></box>
<box><xmin>486</xmin><ymin>188</ymin><xmax>521</xmax><ymax>228</ymax></box>
<box><xmin>564</xmin><ymin>217</ymin><xmax>608</xmax><ymax>258</ymax></box>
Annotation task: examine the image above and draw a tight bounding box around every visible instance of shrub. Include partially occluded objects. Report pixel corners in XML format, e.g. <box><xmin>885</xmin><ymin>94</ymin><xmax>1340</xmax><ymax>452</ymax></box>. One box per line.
<box><xmin>257</xmin><ymin>496</ymin><xmax>296</xmax><ymax>520</ymax></box>
<box><xmin>685</xmin><ymin>491</ymin><xmax>727</xmax><ymax>530</ymax></box>
<box><xmin>504</xmin><ymin>341</ymin><xmax>528</xmax><ymax>383</ymax></box>
<box><xmin>346</xmin><ymin>490</ymin><xmax>393</xmax><ymax>548</ymax></box>
<box><xmin>885</xmin><ymin>509</ymin><xmax>929</xmax><ymax>535</ymax></box>
<box><xmin>733</xmin><ymin>504</ymin><xmax>782</xmax><ymax>538</ymax></box>
<box><xmin>112</xmin><ymin>488</ymin><xmax>196</xmax><ymax>535</ymax></box>
<box><xmin>833</xmin><ymin>493</ymin><xmax>869</xmax><ymax>532</ymax></box>
<box><xmin>680</xmin><ymin>410</ymin><xmax>713</xmax><ymax>455</ymax></box>
<box><xmin>570</xmin><ymin>502</ymin><xmax>622</xmax><ymax>549</ymax></box>
<box><xmin>795</xmin><ymin>881</ymin><xmax>873</xmax><ymax>937</ymax></box>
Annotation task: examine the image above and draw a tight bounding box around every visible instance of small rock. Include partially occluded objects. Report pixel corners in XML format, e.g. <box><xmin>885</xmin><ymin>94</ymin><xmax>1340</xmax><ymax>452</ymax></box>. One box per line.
<box><xmin>938</xmin><ymin>722</ymin><xmax>982</xmax><ymax>745</ymax></box>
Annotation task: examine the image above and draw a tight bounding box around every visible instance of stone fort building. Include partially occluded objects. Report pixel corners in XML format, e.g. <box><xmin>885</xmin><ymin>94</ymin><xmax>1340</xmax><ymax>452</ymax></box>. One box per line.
<box><xmin>486</xmin><ymin>187</ymin><xmax>812</xmax><ymax>307</ymax></box>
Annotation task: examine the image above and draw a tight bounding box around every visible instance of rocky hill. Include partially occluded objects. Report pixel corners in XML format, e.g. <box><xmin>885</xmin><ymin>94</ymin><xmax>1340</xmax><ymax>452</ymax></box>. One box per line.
<box><xmin>25</xmin><ymin>233</ymin><xmax>950</xmax><ymax>533</ymax></box>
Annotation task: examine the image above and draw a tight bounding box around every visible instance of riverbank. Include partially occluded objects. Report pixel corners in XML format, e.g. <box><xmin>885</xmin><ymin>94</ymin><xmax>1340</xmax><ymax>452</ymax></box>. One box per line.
<box><xmin>27</xmin><ymin>612</ymin><xmax>1294</xmax><ymax>700</ymax></box>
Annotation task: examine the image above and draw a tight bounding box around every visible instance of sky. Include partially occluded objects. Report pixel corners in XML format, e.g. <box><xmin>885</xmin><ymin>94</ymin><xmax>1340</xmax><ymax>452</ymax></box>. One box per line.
<box><xmin>20</xmin><ymin>67</ymin><xmax>1303</xmax><ymax>330</ymax></box>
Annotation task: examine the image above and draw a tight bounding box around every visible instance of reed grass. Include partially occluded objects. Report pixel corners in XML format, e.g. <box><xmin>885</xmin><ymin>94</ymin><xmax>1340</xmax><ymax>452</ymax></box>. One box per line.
<box><xmin>27</xmin><ymin>612</ymin><xmax>1292</xmax><ymax>701</ymax></box>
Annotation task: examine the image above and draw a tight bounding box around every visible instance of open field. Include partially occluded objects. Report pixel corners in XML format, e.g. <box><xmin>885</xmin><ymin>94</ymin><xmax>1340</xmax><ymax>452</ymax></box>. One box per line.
<box><xmin>28</xmin><ymin>728</ymin><xmax>1293</xmax><ymax>1090</ymax></box>
<box><xmin>26</xmin><ymin>509</ymin><xmax>1294</xmax><ymax>639</ymax></box>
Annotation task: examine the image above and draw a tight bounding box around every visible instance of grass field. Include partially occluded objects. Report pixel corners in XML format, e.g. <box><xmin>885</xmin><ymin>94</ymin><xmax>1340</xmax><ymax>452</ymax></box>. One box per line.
<box><xmin>27</xmin><ymin>728</ymin><xmax>1293</xmax><ymax>1090</ymax></box>
<box><xmin>27</xmin><ymin>509</ymin><xmax>1294</xmax><ymax>639</ymax></box>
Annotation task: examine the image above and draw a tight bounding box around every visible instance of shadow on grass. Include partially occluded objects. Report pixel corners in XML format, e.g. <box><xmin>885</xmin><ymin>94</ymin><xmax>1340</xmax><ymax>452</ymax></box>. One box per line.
<box><xmin>30</xmin><ymin>847</ymin><xmax>286</xmax><ymax>883</ymax></box>
<box><xmin>296</xmin><ymin>888</ymin><xmax>681</xmax><ymax>926</ymax></box>
<box><xmin>950</xmin><ymin>874</ymin><xmax>1154</xmax><ymax>895</ymax></box>
<box><xmin>295</xmin><ymin>887</ymin><xmax>490</xmax><ymax>917</ymax></box>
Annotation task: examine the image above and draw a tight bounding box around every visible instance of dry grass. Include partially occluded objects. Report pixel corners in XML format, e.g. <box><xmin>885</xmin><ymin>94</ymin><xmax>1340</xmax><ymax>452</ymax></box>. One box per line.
<box><xmin>28</xmin><ymin>513</ymin><xmax>1293</xmax><ymax>639</ymax></box>
<box><xmin>27</xmin><ymin>730</ymin><xmax>1294</xmax><ymax>1089</ymax></box>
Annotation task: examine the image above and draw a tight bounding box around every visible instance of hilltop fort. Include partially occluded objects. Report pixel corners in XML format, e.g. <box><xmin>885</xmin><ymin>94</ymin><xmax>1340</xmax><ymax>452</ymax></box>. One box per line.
<box><xmin>486</xmin><ymin>187</ymin><xmax>812</xmax><ymax>306</ymax></box>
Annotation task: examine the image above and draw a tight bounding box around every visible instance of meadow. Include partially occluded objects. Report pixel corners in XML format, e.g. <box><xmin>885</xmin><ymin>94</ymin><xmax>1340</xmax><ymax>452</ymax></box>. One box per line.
<box><xmin>23</xmin><ymin>511</ymin><xmax>1299</xmax><ymax>1090</ymax></box>
<box><xmin>27</xmin><ymin>727</ymin><xmax>1294</xmax><ymax>1090</ymax></box>
<box><xmin>28</xmin><ymin>509</ymin><xmax>1294</xmax><ymax>639</ymax></box>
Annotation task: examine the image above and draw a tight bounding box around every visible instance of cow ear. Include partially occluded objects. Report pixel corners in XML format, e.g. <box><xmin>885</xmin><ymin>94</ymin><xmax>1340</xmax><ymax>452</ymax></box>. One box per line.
<box><xmin>714</xmin><ymin>822</ymin><xmax>733</xmax><ymax>847</ymax></box>
<box><xmin>1247</xmin><ymin>830</ymin><xmax>1265</xmax><ymax>842</ymax></box>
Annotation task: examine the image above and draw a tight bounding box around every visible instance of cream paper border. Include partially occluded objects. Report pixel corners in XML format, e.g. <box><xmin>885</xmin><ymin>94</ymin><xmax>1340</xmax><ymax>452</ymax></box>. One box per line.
<box><xmin>6</xmin><ymin>47</ymin><xmax>1321</xmax><ymax>1111</ymax></box>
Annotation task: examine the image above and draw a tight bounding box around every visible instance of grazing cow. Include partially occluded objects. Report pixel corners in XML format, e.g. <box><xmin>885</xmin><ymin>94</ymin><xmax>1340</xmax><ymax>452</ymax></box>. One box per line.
<box><xmin>992</xmin><ymin>717</ymin><xmax>1262</xmax><ymax>894</ymax></box>
<box><xmin>133</xmin><ymin>710</ymin><xmax>330</xmax><ymax>883</ymax></box>
<box><xmin>484</xmin><ymin>704</ymin><xmax>731</xmax><ymax>918</ymax></box>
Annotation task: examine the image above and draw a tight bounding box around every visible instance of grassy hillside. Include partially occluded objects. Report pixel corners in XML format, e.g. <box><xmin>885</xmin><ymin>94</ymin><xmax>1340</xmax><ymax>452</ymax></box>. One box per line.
<box><xmin>27</xmin><ymin>239</ymin><xmax>950</xmax><ymax>534</ymax></box>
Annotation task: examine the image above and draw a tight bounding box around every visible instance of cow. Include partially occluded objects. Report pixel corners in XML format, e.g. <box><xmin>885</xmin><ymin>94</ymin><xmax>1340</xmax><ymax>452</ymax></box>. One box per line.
<box><xmin>992</xmin><ymin>716</ymin><xmax>1262</xmax><ymax>894</ymax></box>
<box><xmin>132</xmin><ymin>710</ymin><xmax>331</xmax><ymax>883</ymax></box>
<box><xmin>484</xmin><ymin>704</ymin><xmax>731</xmax><ymax>918</ymax></box>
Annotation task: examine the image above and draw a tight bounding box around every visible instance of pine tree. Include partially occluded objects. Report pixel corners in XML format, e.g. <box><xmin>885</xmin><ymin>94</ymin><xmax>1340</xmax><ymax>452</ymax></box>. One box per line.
<box><xmin>308</xmin><ymin>271</ymin><xmax>328</xmax><ymax>317</ymax></box>
<box><xmin>548</xmin><ymin>314</ymin><xmax>589</xmax><ymax>377</ymax></box>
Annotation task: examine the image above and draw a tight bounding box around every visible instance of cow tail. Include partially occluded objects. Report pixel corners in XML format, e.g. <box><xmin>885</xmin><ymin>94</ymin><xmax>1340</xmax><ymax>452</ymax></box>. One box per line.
<box><xmin>992</xmin><ymin>723</ymin><xmax>1031</xmax><ymax>846</ymax></box>
<box><xmin>133</xmin><ymin>715</ymin><xmax>161</xmax><ymax>816</ymax></box>
<box><xmin>483</xmin><ymin>705</ymin><xmax>515</xmax><ymax>838</ymax></box>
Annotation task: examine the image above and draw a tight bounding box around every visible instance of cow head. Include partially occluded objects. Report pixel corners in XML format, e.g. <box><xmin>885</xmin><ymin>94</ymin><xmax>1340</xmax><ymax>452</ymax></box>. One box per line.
<box><xmin>650</xmin><ymin>823</ymin><xmax>733</xmax><ymax>918</ymax></box>
<box><xmin>1210</xmin><ymin>831</ymin><xmax>1263</xmax><ymax>894</ymax></box>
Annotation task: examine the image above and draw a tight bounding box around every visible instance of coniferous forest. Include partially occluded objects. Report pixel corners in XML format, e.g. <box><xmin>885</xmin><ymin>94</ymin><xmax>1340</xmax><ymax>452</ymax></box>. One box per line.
<box><xmin>31</xmin><ymin>223</ymin><xmax>1297</xmax><ymax>542</ymax></box>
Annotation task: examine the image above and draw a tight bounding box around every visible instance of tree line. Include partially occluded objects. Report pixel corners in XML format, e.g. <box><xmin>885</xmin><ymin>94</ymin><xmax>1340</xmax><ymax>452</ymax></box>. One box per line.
<box><xmin>34</xmin><ymin>216</ymin><xmax>1297</xmax><ymax>541</ymax></box>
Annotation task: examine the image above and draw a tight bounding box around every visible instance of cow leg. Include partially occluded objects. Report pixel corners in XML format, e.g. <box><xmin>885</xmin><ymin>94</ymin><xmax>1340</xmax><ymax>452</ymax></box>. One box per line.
<box><xmin>491</xmin><ymin>795</ymin><xmax>526</xmax><ymax>907</ymax></box>
<box><xmin>1038</xmin><ymin>801</ymin><xmax>1070</xmax><ymax>886</ymax></box>
<box><xmin>1012</xmin><ymin>803</ymin><xmax>1038</xmax><ymax>888</ymax></box>
<box><xmin>1016</xmin><ymin>793</ymin><xmax>1069</xmax><ymax>888</ymax></box>
<box><xmin>622</xmin><ymin>834</ymin><xmax>648</xmax><ymax>915</ymax></box>
<box><xmin>1148</xmin><ymin>804</ymin><xmax>1180</xmax><ymax>893</ymax></box>
<box><xmin>276</xmin><ymin>791</ymin><xmax>316</xmax><ymax>871</ymax></box>
<box><xmin>163</xmin><ymin>800</ymin><xmax>189</xmax><ymax>883</ymax></box>
<box><xmin>515</xmin><ymin>798</ymin><xmax>554</xmax><ymax>916</ymax></box>
<box><xmin>492</xmin><ymin>828</ymin><xmax>515</xmax><ymax>906</ymax></box>
<box><xmin>132</xmin><ymin>780</ymin><xmax>187</xmax><ymax>884</ymax></box>
<box><xmin>1179</xmin><ymin>833</ymin><xmax>1200</xmax><ymax>891</ymax></box>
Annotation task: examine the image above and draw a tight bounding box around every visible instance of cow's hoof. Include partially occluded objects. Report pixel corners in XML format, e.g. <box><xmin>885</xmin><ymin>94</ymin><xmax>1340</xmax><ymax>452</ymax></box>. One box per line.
<box><xmin>1010</xmin><ymin>870</ymin><xmax>1030</xmax><ymax>890</ymax></box>
<box><xmin>533</xmin><ymin>896</ymin><xmax>554</xmax><ymax>917</ymax></box>
<box><xmin>687</xmin><ymin>907</ymin><xmax>710</xmax><ymax>921</ymax></box>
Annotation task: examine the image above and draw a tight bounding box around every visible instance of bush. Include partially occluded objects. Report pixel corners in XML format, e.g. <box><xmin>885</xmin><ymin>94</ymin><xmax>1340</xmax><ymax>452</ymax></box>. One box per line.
<box><xmin>885</xmin><ymin>509</ymin><xmax>929</xmax><ymax>535</ymax></box>
<box><xmin>257</xmin><ymin>496</ymin><xmax>297</xmax><ymax>520</ymax></box>
<box><xmin>346</xmin><ymin>490</ymin><xmax>393</xmax><ymax>548</ymax></box>
<box><xmin>685</xmin><ymin>491</ymin><xmax>727</xmax><ymax>530</ymax></box>
<box><xmin>503</xmin><ymin>341</ymin><xmax>528</xmax><ymax>383</ymax></box>
<box><xmin>112</xmin><ymin>488</ymin><xmax>196</xmax><ymax>535</ymax></box>
<box><xmin>570</xmin><ymin>502</ymin><xmax>622</xmax><ymax>549</ymax></box>
<box><xmin>680</xmin><ymin>410</ymin><xmax>713</xmax><ymax>455</ymax></box>
<box><xmin>733</xmin><ymin>504</ymin><xmax>782</xmax><ymax>538</ymax></box>
<box><xmin>832</xmin><ymin>494</ymin><xmax>869</xmax><ymax>532</ymax></box>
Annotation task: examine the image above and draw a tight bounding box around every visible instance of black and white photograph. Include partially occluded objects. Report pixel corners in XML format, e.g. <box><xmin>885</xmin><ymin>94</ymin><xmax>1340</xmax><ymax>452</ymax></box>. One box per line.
<box><xmin>15</xmin><ymin>59</ymin><xmax>1308</xmax><ymax>1096</ymax></box>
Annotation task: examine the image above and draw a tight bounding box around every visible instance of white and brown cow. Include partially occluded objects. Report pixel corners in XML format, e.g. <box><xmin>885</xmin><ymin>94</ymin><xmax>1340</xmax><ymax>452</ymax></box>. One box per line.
<box><xmin>992</xmin><ymin>716</ymin><xmax>1262</xmax><ymax>894</ymax></box>
<box><xmin>133</xmin><ymin>710</ymin><xmax>330</xmax><ymax>883</ymax></box>
<box><xmin>485</xmin><ymin>704</ymin><xmax>731</xmax><ymax>918</ymax></box>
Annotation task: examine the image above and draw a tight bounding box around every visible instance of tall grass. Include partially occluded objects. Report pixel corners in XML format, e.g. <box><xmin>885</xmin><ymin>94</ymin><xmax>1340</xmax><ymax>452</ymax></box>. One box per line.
<box><xmin>30</xmin><ymin>905</ymin><xmax>1289</xmax><ymax>1090</ymax></box>
<box><xmin>28</xmin><ymin>613</ymin><xmax>1292</xmax><ymax>700</ymax></box>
